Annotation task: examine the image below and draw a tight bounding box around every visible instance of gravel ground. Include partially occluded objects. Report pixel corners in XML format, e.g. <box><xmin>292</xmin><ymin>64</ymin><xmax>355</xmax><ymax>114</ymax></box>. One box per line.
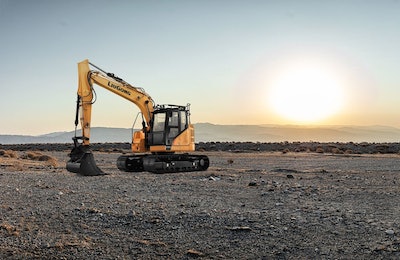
<box><xmin>0</xmin><ymin>145</ymin><xmax>400</xmax><ymax>259</ymax></box>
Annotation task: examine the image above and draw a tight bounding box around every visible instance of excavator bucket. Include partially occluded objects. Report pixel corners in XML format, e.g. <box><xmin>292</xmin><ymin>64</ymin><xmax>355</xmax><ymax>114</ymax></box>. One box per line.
<box><xmin>66</xmin><ymin>147</ymin><xmax>105</xmax><ymax>176</ymax></box>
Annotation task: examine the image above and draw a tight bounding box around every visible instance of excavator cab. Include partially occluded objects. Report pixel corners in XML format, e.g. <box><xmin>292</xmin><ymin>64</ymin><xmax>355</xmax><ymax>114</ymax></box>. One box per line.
<box><xmin>148</xmin><ymin>105</ymin><xmax>189</xmax><ymax>147</ymax></box>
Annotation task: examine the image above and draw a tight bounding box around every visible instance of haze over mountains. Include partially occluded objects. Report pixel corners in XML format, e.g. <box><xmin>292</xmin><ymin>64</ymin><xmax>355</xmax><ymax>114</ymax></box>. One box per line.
<box><xmin>1</xmin><ymin>123</ymin><xmax>399</xmax><ymax>144</ymax></box>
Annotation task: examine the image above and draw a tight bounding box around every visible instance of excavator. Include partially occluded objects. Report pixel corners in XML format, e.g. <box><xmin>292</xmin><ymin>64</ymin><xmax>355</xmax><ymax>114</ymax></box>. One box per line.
<box><xmin>66</xmin><ymin>59</ymin><xmax>209</xmax><ymax>176</ymax></box>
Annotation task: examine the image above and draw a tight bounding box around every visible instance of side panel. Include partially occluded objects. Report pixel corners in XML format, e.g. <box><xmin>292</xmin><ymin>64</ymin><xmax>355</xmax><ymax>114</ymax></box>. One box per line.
<box><xmin>149</xmin><ymin>145</ymin><xmax>168</xmax><ymax>152</ymax></box>
<box><xmin>171</xmin><ymin>124</ymin><xmax>195</xmax><ymax>151</ymax></box>
<box><xmin>148</xmin><ymin>125</ymin><xmax>195</xmax><ymax>153</ymax></box>
<box><xmin>131</xmin><ymin>130</ymin><xmax>148</xmax><ymax>153</ymax></box>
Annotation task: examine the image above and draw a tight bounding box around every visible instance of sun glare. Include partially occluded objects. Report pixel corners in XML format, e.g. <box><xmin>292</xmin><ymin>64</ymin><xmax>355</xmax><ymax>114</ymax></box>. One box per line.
<box><xmin>267</xmin><ymin>61</ymin><xmax>344</xmax><ymax>123</ymax></box>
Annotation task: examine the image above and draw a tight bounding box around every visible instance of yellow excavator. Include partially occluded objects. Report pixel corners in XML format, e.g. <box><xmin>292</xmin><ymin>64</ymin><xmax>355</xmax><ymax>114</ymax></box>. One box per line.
<box><xmin>66</xmin><ymin>59</ymin><xmax>209</xmax><ymax>176</ymax></box>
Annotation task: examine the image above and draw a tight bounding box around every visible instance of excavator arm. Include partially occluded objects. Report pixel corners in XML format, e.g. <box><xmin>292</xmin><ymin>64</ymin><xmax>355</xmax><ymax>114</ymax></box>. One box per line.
<box><xmin>76</xmin><ymin>59</ymin><xmax>155</xmax><ymax>145</ymax></box>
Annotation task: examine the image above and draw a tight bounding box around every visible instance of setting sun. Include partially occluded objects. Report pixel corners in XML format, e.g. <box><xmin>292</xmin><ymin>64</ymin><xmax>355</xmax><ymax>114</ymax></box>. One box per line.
<box><xmin>267</xmin><ymin>61</ymin><xmax>344</xmax><ymax>123</ymax></box>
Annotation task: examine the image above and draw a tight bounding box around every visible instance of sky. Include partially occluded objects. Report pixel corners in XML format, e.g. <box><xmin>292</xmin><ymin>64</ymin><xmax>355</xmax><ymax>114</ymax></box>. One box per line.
<box><xmin>0</xmin><ymin>0</ymin><xmax>400</xmax><ymax>135</ymax></box>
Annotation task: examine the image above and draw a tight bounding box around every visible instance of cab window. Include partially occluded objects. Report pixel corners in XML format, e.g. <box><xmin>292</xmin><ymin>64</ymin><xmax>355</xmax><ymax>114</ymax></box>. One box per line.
<box><xmin>169</xmin><ymin>111</ymin><xmax>179</xmax><ymax>127</ymax></box>
<box><xmin>180</xmin><ymin>111</ymin><xmax>187</xmax><ymax>130</ymax></box>
<box><xmin>153</xmin><ymin>113</ymin><xmax>166</xmax><ymax>132</ymax></box>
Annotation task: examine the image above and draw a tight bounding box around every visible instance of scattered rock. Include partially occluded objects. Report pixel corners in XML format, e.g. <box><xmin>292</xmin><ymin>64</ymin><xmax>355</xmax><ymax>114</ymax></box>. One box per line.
<box><xmin>225</xmin><ymin>226</ymin><xmax>252</xmax><ymax>231</ymax></box>
<box><xmin>187</xmin><ymin>249</ymin><xmax>205</xmax><ymax>257</ymax></box>
<box><xmin>385</xmin><ymin>229</ymin><xmax>395</xmax><ymax>236</ymax></box>
<box><xmin>273</xmin><ymin>168</ymin><xmax>300</xmax><ymax>173</ymax></box>
<box><xmin>135</xmin><ymin>239</ymin><xmax>167</xmax><ymax>247</ymax></box>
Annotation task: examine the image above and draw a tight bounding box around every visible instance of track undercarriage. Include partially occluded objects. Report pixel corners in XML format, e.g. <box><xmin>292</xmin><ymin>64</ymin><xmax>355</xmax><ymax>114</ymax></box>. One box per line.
<box><xmin>117</xmin><ymin>153</ymin><xmax>210</xmax><ymax>174</ymax></box>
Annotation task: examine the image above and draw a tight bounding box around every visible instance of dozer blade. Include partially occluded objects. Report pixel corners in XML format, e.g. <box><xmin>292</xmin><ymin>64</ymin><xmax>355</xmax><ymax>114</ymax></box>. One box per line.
<box><xmin>66</xmin><ymin>152</ymin><xmax>106</xmax><ymax>176</ymax></box>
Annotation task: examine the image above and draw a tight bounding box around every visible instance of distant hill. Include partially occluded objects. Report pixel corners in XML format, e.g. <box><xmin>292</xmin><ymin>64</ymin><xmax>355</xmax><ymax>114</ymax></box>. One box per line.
<box><xmin>195</xmin><ymin>123</ymin><xmax>400</xmax><ymax>143</ymax></box>
<box><xmin>0</xmin><ymin>124</ymin><xmax>399</xmax><ymax>144</ymax></box>
<box><xmin>0</xmin><ymin>128</ymin><xmax>134</xmax><ymax>145</ymax></box>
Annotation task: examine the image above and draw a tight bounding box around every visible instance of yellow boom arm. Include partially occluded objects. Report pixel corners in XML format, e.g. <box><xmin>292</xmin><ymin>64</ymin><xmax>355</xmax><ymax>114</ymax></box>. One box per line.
<box><xmin>77</xmin><ymin>59</ymin><xmax>155</xmax><ymax>145</ymax></box>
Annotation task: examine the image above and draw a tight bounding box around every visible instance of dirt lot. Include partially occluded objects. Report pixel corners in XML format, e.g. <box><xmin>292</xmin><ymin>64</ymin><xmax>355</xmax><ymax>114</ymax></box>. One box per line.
<box><xmin>0</xmin><ymin>146</ymin><xmax>400</xmax><ymax>259</ymax></box>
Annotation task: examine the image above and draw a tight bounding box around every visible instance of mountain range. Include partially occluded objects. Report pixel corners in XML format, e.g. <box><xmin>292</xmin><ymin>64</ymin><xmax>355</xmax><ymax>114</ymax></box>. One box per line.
<box><xmin>0</xmin><ymin>123</ymin><xmax>399</xmax><ymax>144</ymax></box>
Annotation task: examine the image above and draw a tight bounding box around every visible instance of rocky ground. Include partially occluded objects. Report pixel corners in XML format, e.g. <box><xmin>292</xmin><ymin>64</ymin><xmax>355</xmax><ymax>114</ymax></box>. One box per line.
<box><xmin>0</xmin><ymin>143</ymin><xmax>399</xmax><ymax>259</ymax></box>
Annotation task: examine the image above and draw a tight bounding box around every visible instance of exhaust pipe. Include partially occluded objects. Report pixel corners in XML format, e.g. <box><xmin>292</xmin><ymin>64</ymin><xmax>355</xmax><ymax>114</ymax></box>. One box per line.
<box><xmin>66</xmin><ymin>146</ymin><xmax>105</xmax><ymax>176</ymax></box>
